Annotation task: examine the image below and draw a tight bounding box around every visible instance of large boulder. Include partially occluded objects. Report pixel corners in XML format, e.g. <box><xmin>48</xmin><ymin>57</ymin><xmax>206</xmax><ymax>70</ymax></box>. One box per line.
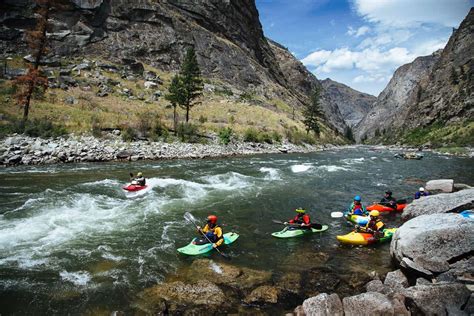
<box><xmin>301</xmin><ymin>293</ymin><xmax>343</xmax><ymax>316</ymax></box>
<box><xmin>404</xmin><ymin>282</ymin><xmax>471</xmax><ymax>315</ymax></box>
<box><xmin>391</xmin><ymin>214</ymin><xmax>474</xmax><ymax>276</ymax></box>
<box><xmin>402</xmin><ymin>188</ymin><xmax>474</xmax><ymax>221</ymax></box>
<box><xmin>425</xmin><ymin>179</ymin><xmax>454</xmax><ymax>192</ymax></box>
<box><xmin>244</xmin><ymin>285</ymin><xmax>280</xmax><ymax>305</ymax></box>
<box><xmin>342</xmin><ymin>292</ymin><xmax>395</xmax><ymax>316</ymax></box>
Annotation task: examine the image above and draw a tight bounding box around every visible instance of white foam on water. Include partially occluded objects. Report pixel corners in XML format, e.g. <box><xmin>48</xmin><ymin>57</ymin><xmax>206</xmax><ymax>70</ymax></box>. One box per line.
<box><xmin>202</xmin><ymin>171</ymin><xmax>253</xmax><ymax>191</ymax></box>
<box><xmin>317</xmin><ymin>165</ymin><xmax>350</xmax><ymax>172</ymax></box>
<box><xmin>291</xmin><ymin>164</ymin><xmax>312</xmax><ymax>173</ymax></box>
<box><xmin>81</xmin><ymin>179</ymin><xmax>121</xmax><ymax>187</ymax></box>
<box><xmin>259</xmin><ymin>167</ymin><xmax>281</xmax><ymax>180</ymax></box>
<box><xmin>60</xmin><ymin>270</ymin><xmax>92</xmax><ymax>286</ymax></box>
<box><xmin>209</xmin><ymin>261</ymin><xmax>223</xmax><ymax>274</ymax></box>
<box><xmin>341</xmin><ymin>157</ymin><xmax>365</xmax><ymax>165</ymax></box>
<box><xmin>123</xmin><ymin>177</ymin><xmax>163</xmax><ymax>198</ymax></box>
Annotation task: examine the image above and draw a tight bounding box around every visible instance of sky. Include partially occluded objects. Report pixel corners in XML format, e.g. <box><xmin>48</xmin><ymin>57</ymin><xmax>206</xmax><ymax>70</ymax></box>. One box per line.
<box><xmin>255</xmin><ymin>0</ymin><xmax>473</xmax><ymax>96</ymax></box>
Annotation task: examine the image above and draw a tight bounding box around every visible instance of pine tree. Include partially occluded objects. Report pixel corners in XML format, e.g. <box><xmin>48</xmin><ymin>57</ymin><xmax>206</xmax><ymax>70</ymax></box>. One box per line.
<box><xmin>179</xmin><ymin>47</ymin><xmax>203</xmax><ymax>122</ymax></box>
<box><xmin>303</xmin><ymin>87</ymin><xmax>324</xmax><ymax>135</ymax></box>
<box><xmin>14</xmin><ymin>0</ymin><xmax>64</xmax><ymax>124</ymax></box>
<box><xmin>165</xmin><ymin>75</ymin><xmax>185</xmax><ymax>134</ymax></box>
<box><xmin>345</xmin><ymin>126</ymin><xmax>355</xmax><ymax>142</ymax></box>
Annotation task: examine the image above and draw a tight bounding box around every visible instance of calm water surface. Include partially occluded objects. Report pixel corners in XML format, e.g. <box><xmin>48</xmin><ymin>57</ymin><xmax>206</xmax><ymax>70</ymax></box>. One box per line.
<box><xmin>1</xmin><ymin>146</ymin><xmax>473</xmax><ymax>314</ymax></box>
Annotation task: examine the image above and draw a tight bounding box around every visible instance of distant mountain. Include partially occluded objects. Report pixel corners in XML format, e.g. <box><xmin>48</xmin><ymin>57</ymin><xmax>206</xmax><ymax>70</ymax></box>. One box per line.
<box><xmin>355</xmin><ymin>8</ymin><xmax>473</xmax><ymax>146</ymax></box>
<box><xmin>321</xmin><ymin>79</ymin><xmax>376</xmax><ymax>128</ymax></box>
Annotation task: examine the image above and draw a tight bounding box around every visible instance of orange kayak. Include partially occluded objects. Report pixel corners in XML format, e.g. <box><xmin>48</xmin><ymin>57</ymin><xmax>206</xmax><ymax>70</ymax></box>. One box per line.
<box><xmin>366</xmin><ymin>203</ymin><xmax>406</xmax><ymax>212</ymax></box>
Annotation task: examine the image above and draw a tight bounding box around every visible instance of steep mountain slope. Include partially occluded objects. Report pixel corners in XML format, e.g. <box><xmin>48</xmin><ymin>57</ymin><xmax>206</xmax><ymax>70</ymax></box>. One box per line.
<box><xmin>355</xmin><ymin>8</ymin><xmax>473</xmax><ymax>146</ymax></box>
<box><xmin>321</xmin><ymin>78</ymin><xmax>376</xmax><ymax>128</ymax></box>
<box><xmin>354</xmin><ymin>52</ymin><xmax>441</xmax><ymax>141</ymax></box>
<box><xmin>0</xmin><ymin>0</ymin><xmax>348</xmax><ymax>137</ymax></box>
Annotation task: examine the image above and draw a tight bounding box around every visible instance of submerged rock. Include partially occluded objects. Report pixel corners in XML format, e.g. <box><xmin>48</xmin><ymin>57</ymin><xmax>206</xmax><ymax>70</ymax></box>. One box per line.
<box><xmin>402</xmin><ymin>188</ymin><xmax>474</xmax><ymax>220</ymax></box>
<box><xmin>244</xmin><ymin>285</ymin><xmax>280</xmax><ymax>305</ymax></box>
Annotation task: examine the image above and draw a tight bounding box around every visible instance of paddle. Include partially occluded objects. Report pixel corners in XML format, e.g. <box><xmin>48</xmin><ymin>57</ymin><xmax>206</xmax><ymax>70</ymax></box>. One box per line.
<box><xmin>331</xmin><ymin>211</ymin><xmax>345</xmax><ymax>218</ymax></box>
<box><xmin>272</xmin><ymin>219</ymin><xmax>323</xmax><ymax>230</ymax></box>
<box><xmin>184</xmin><ymin>212</ymin><xmax>230</xmax><ymax>259</ymax></box>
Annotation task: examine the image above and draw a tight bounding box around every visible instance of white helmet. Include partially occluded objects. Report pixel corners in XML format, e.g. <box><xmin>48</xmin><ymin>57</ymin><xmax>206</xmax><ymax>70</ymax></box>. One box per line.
<box><xmin>419</xmin><ymin>187</ymin><xmax>425</xmax><ymax>192</ymax></box>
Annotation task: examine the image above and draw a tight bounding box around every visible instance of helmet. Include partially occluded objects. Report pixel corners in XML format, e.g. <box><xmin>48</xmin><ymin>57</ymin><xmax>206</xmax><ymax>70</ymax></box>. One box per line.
<box><xmin>137</xmin><ymin>172</ymin><xmax>143</xmax><ymax>177</ymax></box>
<box><xmin>370</xmin><ymin>210</ymin><xmax>380</xmax><ymax>217</ymax></box>
<box><xmin>354</xmin><ymin>195</ymin><xmax>361</xmax><ymax>202</ymax></box>
<box><xmin>385</xmin><ymin>191</ymin><xmax>392</xmax><ymax>195</ymax></box>
<box><xmin>207</xmin><ymin>215</ymin><xmax>218</xmax><ymax>224</ymax></box>
<box><xmin>296</xmin><ymin>208</ymin><xmax>306</xmax><ymax>214</ymax></box>
<box><xmin>419</xmin><ymin>187</ymin><xmax>425</xmax><ymax>192</ymax></box>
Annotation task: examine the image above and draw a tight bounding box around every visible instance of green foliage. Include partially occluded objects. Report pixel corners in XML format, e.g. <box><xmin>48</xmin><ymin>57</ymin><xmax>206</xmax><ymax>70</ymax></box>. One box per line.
<box><xmin>270</xmin><ymin>131</ymin><xmax>282</xmax><ymax>143</ymax></box>
<box><xmin>121</xmin><ymin>126</ymin><xmax>137</xmax><ymax>142</ymax></box>
<box><xmin>285</xmin><ymin>128</ymin><xmax>316</xmax><ymax>145</ymax></box>
<box><xmin>91</xmin><ymin>115</ymin><xmax>102</xmax><ymax>137</ymax></box>
<box><xmin>243</xmin><ymin>128</ymin><xmax>280</xmax><ymax>144</ymax></box>
<box><xmin>198</xmin><ymin>115</ymin><xmax>207</xmax><ymax>124</ymax></box>
<box><xmin>303</xmin><ymin>87</ymin><xmax>324</xmax><ymax>135</ymax></box>
<box><xmin>344</xmin><ymin>126</ymin><xmax>355</xmax><ymax>142</ymax></box>
<box><xmin>374</xmin><ymin>128</ymin><xmax>381</xmax><ymax>137</ymax></box>
<box><xmin>243</xmin><ymin>127</ymin><xmax>260</xmax><ymax>142</ymax></box>
<box><xmin>0</xmin><ymin>118</ymin><xmax>68</xmax><ymax>138</ymax></box>
<box><xmin>151</xmin><ymin>119</ymin><xmax>169</xmax><ymax>141</ymax></box>
<box><xmin>240</xmin><ymin>91</ymin><xmax>255</xmax><ymax>102</ymax></box>
<box><xmin>165</xmin><ymin>75</ymin><xmax>186</xmax><ymax>106</ymax></box>
<box><xmin>177</xmin><ymin>122</ymin><xmax>200</xmax><ymax>143</ymax></box>
<box><xmin>218</xmin><ymin>127</ymin><xmax>233</xmax><ymax>145</ymax></box>
<box><xmin>179</xmin><ymin>47</ymin><xmax>203</xmax><ymax>122</ymax></box>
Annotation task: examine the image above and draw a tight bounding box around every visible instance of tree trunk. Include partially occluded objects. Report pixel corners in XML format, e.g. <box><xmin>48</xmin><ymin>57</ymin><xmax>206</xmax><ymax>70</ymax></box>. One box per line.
<box><xmin>186</xmin><ymin>106</ymin><xmax>190</xmax><ymax>123</ymax></box>
<box><xmin>173</xmin><ymin>104</ymin><xmax>178</xmax><ymax>135</ymax></box>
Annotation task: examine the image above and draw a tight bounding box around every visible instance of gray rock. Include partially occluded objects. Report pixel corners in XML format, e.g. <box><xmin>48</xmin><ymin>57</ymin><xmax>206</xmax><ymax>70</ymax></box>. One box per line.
<box><xmin>402</xmin><ymin>188</ymin><xmax>474</xmax><ymax>220</ymax></box>
<box><xmin>64</xmin><ymin>96</ymin><xmax>78</xmax><ymax>105</ymax></box>
<box><xmin>302</xmin><ymin>293</ymin><xmax>343</xmax><ymax>316</ymax></box>
<box><xmin>384</xmin><ymin>269</ymin><xmax>408</xmax><ymax>291</ymax></box>
<box><xmin>365</xmin><ymin>280</ymin><xmax>387</xmax><ymax>294</ymax></box>
<box><xmin>426</xmin><ymin>179</ymin><xmax>454</xmax><ymax>192</ymax></box>
<box><xmin>244</xmin><ymin>285</ymin><xmax>280</xmax><ymax>305</ymax></box>
<box><xmin>404</xmin><ymin>282</ymin><xmax>471</xmax><ymax>315</ymax></box>
<box><xmin>71</xmin><ymin>0</ymin><xmax>103</xmax><ymax>9</ymax></box>
<box><xmin>342</xmin><ymin>292</ymin><xmax>394</xmax><ymax>316</ymax></box>
<box><xmin>116</xmin><ymin>150</ymin><xmax>133</xmax><ymax>159</ymax></box>
<box><xmin>7</xmin><ymin>154</ymin><xmax>22</xmax><ymax>164</ymax></box>
<box><xmin>391</xmin><ymin>214</ymin><xmax>474</xmax><ymax>276</ymax></box>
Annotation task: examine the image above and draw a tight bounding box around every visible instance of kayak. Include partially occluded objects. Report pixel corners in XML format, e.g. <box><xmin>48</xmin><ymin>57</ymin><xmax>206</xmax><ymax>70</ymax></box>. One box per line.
<box><xmin>177</xmin><ymin>232</ymin><xmax>239</xmax><ymax>255</ymax></box>
<box><xmin>460</xmin><ymin>210</ymin><xmax>474</xmax><ymax>220</ymax></box>
<box><xmin>346</xmin><ymin>214</ymin><xmax>369</xmax><ymax>225</ymax></box>
<box><xmin>271</xmin><ymin>225</ymin><xmax>329</xmax><ymax>238</ymax></box>
<box><xmin>366</xmin><ymin>203</ymin><xmax>406</xmax><ymax>212</ymax></box>
<box><xmin>336</xmin><ymin>228</ymin><xmax>397</xmax><ymax>246</ymax></box>
<box><xmin>123</xmin><ymin>184</ymin><xmax>148</xmax><ymax>191</ymax></box>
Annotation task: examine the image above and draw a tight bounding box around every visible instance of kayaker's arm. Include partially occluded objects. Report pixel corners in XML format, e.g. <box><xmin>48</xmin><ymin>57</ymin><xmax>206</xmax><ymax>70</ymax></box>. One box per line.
<box><xmin>214</xmin><ymin>227</ymin><xmax>224</xmax><ymax>247</ymax></box>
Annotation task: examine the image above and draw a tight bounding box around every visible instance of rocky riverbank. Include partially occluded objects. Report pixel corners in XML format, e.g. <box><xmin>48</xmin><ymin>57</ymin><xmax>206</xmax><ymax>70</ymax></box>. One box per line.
<box><xmin>294</xmin><ymin>184</ymin><xmax>474</xmax><ymax>316</ymax></box>
<box><xmin>0</xmin><ymin>134</ymin><xmax>338</xmax><ymax>167</ymax></box>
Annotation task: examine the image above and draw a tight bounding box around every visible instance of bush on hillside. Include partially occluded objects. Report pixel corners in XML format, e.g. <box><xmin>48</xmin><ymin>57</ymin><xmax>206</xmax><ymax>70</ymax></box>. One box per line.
<box><xmin>218</xmin><ymin>127</ymin><xmax>233</xmax><ymax>145</ymax></box>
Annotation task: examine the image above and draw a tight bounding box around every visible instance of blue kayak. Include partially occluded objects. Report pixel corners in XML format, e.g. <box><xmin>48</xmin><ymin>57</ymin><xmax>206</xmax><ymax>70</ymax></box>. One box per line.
<box><xmin>460</xmin><ymin>210</ymin><xmax>474</xmax><ymax>220</ymax></box>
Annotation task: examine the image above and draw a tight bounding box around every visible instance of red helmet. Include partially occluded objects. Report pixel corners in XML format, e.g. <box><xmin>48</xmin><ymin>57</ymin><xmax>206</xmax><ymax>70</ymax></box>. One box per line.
<box><xmin>207</xmin><ymin>215</ymin><xmax>217</xmax><ymax>224</ymax></box>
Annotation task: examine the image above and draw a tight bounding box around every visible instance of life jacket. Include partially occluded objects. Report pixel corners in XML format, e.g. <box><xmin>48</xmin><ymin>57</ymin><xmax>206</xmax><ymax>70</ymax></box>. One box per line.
<box><xmin>350</xmin><ymin>202</ymin><xmax>365</xmax><ymax>215</ymax></box>
<box><xmin>291</xmin><ymin>213</ymin><xmax>310</xmax><ymax>225</ymax></box>
<box><xmin>366</xmin><ymin>218</ymin><xmax>384</xmax><ymax>231</ymax></box>
<box><xmin>203</xmin><ymin>224</ymin><xmax>223</xmax><ymax>240</ymax></box>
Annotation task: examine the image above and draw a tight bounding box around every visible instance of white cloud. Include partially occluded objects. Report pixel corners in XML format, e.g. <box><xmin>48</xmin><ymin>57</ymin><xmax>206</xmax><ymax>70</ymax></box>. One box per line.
<box><xmin>352</xmin><ymin>0</ymin><xmax>471</xmax><ymax>28</ymax></box>
<box><xmin>347</xmin><ymin>25</ymin><xmax>371</xmax><ymax>37</ymax></box>
<box><xmin>413</xmin><ymin>39</ymin><xmax>448</xmax><ymax>56</ymax></box>
<box><xmin>302</xmin><ymin>47</ymin><xmax>415</xmax><ymax>74</ymax></box>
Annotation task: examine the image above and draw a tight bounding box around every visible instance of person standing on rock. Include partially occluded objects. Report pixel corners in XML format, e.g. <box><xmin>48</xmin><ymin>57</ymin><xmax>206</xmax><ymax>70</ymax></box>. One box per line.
<box><xmin>197</xmin><ymin>215</ymin><xmax>224</xmax><ymax>248</ymax></box>
<box><xmin>380</xmin><ymin>191</ymin><xmax>397</xmax><ymax>209</ymax></box>
<box><xmin>414</xmin><ymin>187</ymin><xmax>429</xmax><ymax>199</ymax></box>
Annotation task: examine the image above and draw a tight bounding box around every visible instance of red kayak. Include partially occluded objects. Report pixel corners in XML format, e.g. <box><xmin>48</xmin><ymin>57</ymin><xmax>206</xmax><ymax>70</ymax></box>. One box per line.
<box><xmin>123</xmin><ymin>184</ymin><xmax>148</xmax><ymax>192</ymax></box>
<box><xmin>366</xmin><ymin>203</ymin><xmax>406</xmax><ymax>212</ymax></box>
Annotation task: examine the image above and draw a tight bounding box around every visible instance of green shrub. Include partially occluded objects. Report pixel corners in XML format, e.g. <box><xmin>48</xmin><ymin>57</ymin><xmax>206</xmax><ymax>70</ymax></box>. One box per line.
<box><xmin>198</xmin><ymin>115</ymin><xmax>207</xmax><ymax>124</ymax></box>
<box><xmin>218</xmin><ymin>127</ymin><xmax>233</xmax><ymax>145</ymax></box>
<box><xmin>285</xmin><ymin>128</ymin><xmax>315</xmax><ymax>145</ymax></box>
<box><xmin>177</xmin><ymin>123</ymin><xmax>200</xmax><ymax>143</ymax></box>
<box><xmin>271</xmin><ymin>131</ymin><xmax>282</xmax><ymax>143</ymax></box>
<box><xmin>243</xmin><ymin>127</ymin><xmax>260</xmax><ymax>142</ymax></box>
<box><xmin>121</xmin><ymin>126</ymin><xmax>137</xmax><ymax>141</ymax></box>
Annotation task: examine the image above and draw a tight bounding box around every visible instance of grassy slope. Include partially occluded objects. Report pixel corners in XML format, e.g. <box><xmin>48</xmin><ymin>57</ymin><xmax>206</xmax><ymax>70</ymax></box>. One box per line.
<box><xmin>0</xmin><ymin>57</ymin><xmax>345</xmax><ymax>144</ymax></box>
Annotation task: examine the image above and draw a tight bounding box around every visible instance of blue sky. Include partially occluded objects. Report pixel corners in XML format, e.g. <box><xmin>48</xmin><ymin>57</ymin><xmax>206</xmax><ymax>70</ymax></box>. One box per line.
<box><xmin>256</xmin><ymin>0</ymin><xmax>473</xmax><ymax>96</ymax></box>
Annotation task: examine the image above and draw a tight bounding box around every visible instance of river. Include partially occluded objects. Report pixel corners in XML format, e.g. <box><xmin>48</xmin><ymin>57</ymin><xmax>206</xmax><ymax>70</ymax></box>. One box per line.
<box><xmin>1</xmin><ymin>146</ymin><xmax>473</xmax><ymax>314</ymax></box>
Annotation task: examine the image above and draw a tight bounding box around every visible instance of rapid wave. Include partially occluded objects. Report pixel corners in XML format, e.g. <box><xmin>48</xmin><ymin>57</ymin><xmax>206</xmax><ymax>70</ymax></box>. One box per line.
<box><xmin>259</xmin><ymin>167</ymin><xmax>281</xmax><ymax>180</ymax></box>
<box><xmin>317</xmin><ymin>165</ymin><xmax>350</xmax><ymax>172</ymax></box>
<box><xmin>291</xmin><ymin>164</ymin><xmax>312</xmax><ymax>173</ymax></box>
<box><xmin>60</xmin><ymin>270</ymin><xmax>92</xmax><ymax>286</ymax></box>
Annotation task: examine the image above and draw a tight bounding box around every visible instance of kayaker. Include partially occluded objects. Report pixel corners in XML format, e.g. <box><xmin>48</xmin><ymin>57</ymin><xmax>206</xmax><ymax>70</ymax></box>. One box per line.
<box><xmin>133</xmin><ymin>172</ymin><xmax>146</xmax><ymax>186</ymax></box>
<box><xmin>414</xmin><ymin>187</ymin><xmax>430</xmax><ymax>199</ymax></box>
<box><xmin>358</xmin><ymin>210</ymin><xmax>385</xmax><ymax>236</ymax></box>
<box><xmin>380</xmin><ymin>191</ymin><xmax>397</xmax><ymax>209</ymax></box>
<box><xmin>197</xmin><ymin>215</ymin><xmax>224</xmax><ymax>248</ymax></box>
<box><xmin>347</xmin><ymin>196</ymin><xmax>367</xmax><ymax>216</ymax></box>
<box><xmin>285</xmin><ymin>207</ymin><xmax>311</xmax><ymax>229</ymax></box>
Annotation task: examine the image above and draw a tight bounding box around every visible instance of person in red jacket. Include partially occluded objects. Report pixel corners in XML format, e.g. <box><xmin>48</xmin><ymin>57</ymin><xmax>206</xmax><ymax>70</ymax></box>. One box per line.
<box><xmin>285</xmin><ymin>207</ymin><xmax>311</xmax><ymax>230</ymax></box>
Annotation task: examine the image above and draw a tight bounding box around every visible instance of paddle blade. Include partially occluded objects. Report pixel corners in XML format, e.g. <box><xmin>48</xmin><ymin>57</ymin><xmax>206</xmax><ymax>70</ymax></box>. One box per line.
<box><xmin>184</xmin><ymin>212</ymin><xmax>198</xmax><ymax>224</ymax></box>
<box><xmin>331</xmin><ymin>212</ymin><xmax>344</xmax><ymax>218</ymax></box>
<box><xmin>272</xmin><ymin>219</ymin><xmax>285</xmax><ymax>224</ymax></box>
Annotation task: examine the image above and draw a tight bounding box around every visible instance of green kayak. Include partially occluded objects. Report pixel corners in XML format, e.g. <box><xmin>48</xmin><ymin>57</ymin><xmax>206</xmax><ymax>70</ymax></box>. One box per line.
<box><xmin>177</xmin><ymin>232</ymin><xmax>239</xmax><ymax>255</ymax></box>
<box><xmin>271</xmin><ymin>225</ymin><xmax>329</xmax><ymax>238</ymax></box>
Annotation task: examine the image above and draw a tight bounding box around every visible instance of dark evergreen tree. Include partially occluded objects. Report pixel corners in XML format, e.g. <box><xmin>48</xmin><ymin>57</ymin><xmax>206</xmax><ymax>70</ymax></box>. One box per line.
<box><xmin>165</xmin><ymin>75</ymin><xmax>185</xmax><ymax>133</ymax></box>
<box><xmin>179</xmin><ymin>47</ymin><xmax>203</xmax><ymax>122</ymax></box>
<box><xmin>344</xmin><ymin>126</ymin><xmax>355</xmax><ymax>142</ymax></box>
<box><xmin>303</xmin><ymin>86</ymin><xmax>324</xmax><ymax>135</ymax></box>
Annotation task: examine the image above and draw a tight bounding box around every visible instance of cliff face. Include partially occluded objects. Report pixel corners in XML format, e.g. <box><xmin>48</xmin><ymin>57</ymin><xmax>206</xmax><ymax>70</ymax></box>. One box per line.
<box><xmin>0</xmin><ymin>0</ymin><xmax>348</xmax><ymax>134</ymax></box>
<box><xmin>354</xmin><ymin>52</ymin><xmax>440</xmax><ymax>141</ymax></box>
<box><xmin>321</xmin><ymin>79</ymin><xmax>376</xmax><ymax>128</ymax></box>
<box><xmin>355</xmin><ymin>8</ymin><xmax>473</xmax><ymax>144</ymax></box>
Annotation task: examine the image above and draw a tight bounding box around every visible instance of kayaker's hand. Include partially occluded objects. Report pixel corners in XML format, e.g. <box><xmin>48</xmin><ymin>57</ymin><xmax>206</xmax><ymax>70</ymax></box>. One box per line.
<box><xmin>300</xmin><ymin>223</ymin><xmax>305</xmax><ymax>227</ymax></box>
<box><xmin>283</xmin><ymin>222</ymin><xmax>288</xmax><ymax>225</ymax></box>
<box><xmin>212</xmin><ymin>243</ymin><xmax>217</xmax><ymax>248</ymax></box>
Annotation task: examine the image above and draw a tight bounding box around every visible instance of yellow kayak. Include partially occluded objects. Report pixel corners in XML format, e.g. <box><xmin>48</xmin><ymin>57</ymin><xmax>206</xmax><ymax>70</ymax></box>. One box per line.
<box><xmin>336</xmin><ymin>228</ymin><xmax>397</xmax><ymax>246</ymax></box>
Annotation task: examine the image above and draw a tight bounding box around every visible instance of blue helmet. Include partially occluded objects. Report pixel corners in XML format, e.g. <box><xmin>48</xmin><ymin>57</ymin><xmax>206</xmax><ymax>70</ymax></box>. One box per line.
<box><xmin>354</xmin><ymin>195</ymin><xmax>361</xmax><ymax>201</ymax></box>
